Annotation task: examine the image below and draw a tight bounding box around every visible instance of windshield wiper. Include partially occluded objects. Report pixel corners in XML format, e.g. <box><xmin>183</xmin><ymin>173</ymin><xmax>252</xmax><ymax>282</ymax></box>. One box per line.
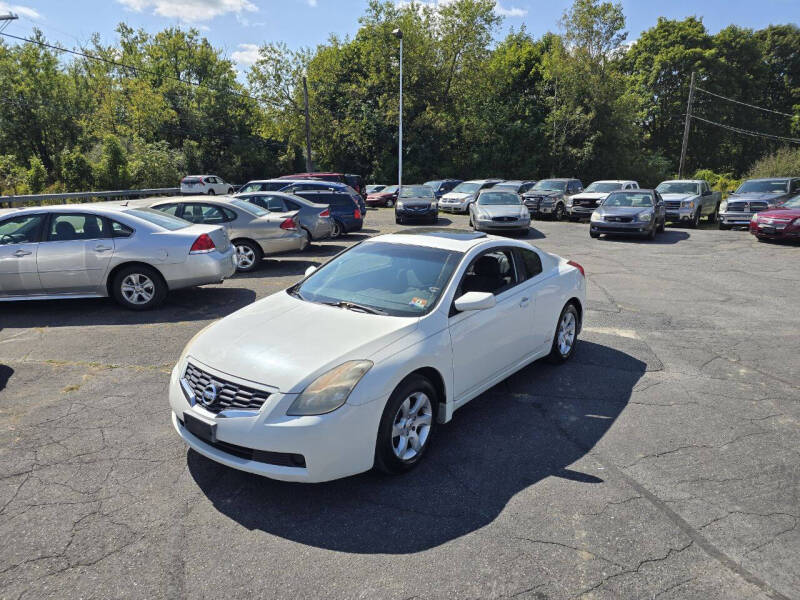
<box><xmin>321</xmin><ymin>301</ymin><xmax>387</xmax><ymax>315</ymax></box>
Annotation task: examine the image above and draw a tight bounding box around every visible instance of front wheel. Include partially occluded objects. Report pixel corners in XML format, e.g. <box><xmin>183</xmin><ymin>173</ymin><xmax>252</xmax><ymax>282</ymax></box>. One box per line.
<box><xmin>548</xmin><ymin>303</ymin><xmax>579</xmax><ymax>363</ymax></box>
<box><xmin>385</xmin><ymin>199</ymin><xmax>394</xmax><ymax>208</ymax></box>
<box><xmin>227</xmin><ymin>187</ymin><xmax>234</xmax><ymax>195</ymax></box>
<box><xmin>719</xmin><ymin>222</ymin><xmax>731</xmax><ymax>231</ymax></box>
<box><xmin>554</xmin><ymin>203</ymin><xmax>566</xmax><ymax>221</ymax></box>
<box><xmin>708</xmin><ymin>204</ymin><xmax>718</xmax><ymax>223</ymax></box>
<box><xmin>658</xmin><ymin>218</ymin><xmax>665</xmax><ymax>233</ymax></box>
<box><xmin>234</xmin><ymin>240</ymin><xmax>262</xmax><ymax>272</ymax></box>
<box><xmin>112</xmin><ymin>265</ymin><xmax>167</xmax><ymax>310</ymax></box>
<box><xmin>207</xmin><ymin>189</ymin><xmax>216</xmax><ymax>196</ymax></box>
<box><xmin>689</xmin><ymin>208</ymin><xmax>700</xmax><ymax>228</ymax></box>
<box><xmin>375</xmin><ymin>375</ymin><xmax>437</xmax><ymax>475</ymax></box>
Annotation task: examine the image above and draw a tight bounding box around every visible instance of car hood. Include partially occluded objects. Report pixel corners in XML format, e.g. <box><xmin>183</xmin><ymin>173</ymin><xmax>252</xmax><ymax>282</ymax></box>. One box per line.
<box><xmin>659</xmin><ymin>193</ymin><xmax>696</xmax><ymax>201</ymax></box>
<box><xmin>442</xmin><ymin>192</ymin><xmax>471</xmax><ymax>201</ymax></box>
<box><xmin>728</xmin><ymin>192</ymin><xmax>785</xmax><ymax>203</ymax></box>
<box><xmin>526</xmin><ymin>190</ymin><xmax>563</xmax><ymax>198</ymax></box>
<box><xmin>596</xmin><ymin>206</ymin><xmax>651</xmax><ymax>216</ymax></box>
<box><xmin>367</xmin><ymin>192</ymin><xmax>394</xmax><ymax>199</ymax></box>
<box><xmin>756</xmin><ymin>207</ymin><xmax>800</xmax><ymax>220</ymax></box>
<box><xmin>572</xmin><ymin>192</ymin><xmax>609</xmax><ymax>201</ymax></box>
<box><xmin>476</xmin><ymin>205</ymin><xmax>526</xmax><ymax>217</ymax></box>
<box><xmin>185</xmin><ymin>292</ymin><xmax>418</xmax><ymax>393</ymax></box>
<box><xmin>398</xmin><ymin>198</ymin><xmax>433</xmax><ymax>206</ymax></box>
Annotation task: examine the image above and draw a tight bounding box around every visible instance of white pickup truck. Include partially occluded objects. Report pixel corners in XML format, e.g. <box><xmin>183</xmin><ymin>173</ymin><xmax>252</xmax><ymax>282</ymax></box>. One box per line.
<box><xmin>655</xmin><ymin>179</ymin><xmax>721</xmax><ymax>227</ymax></box>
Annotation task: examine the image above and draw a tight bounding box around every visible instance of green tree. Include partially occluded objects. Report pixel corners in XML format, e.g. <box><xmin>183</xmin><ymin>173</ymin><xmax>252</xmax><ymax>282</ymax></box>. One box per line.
<box><xmin>94</xmin><ymin>135</ymin><xmax>130</xmax><ymax>189</ymax></box>
<box><xmin>26</xmin><ymin>156</ymin><xmax>47</xmax><ymax>193</ymax></box>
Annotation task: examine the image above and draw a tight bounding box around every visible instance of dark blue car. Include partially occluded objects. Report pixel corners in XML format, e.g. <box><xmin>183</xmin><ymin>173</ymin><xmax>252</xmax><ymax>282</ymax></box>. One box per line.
<box><xmin>294</xmin><ymin>190</ymin><xmax>363</xmax><ymax>239</ymax></box>
<box><xmin>280</xmin><ymin>180</ymin><xmax>367</xmax><ymax>215</ymax></box>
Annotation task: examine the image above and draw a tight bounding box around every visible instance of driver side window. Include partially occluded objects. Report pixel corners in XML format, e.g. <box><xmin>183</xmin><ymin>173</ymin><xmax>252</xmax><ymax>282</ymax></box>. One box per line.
<box><xmin>459</xmin><ymin>249</ymin><xmax>518</xmax><ymax>296</ymax></box>
<box><xmin>0</xmin><ymin>214</ymin><xmax>44</xmax><ymax>245</ymax></box>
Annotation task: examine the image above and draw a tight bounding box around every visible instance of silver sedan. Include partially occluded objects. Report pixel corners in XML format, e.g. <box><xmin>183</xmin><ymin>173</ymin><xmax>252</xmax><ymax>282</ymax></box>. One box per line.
<box><xmin>232</xmin><ymin>191</ymin><xmax>333</xmax><ymax>241</ymax></box>
<box><xmin>149</xmin><ymin>196</ymin><xmax>309</xmax><ymax>272</ymax></box>
<box><xmin>0</xmin><ymin>204</ymin><xmax>237</xmax><ymax>310</ymax></box>
<box><xmin>469</xmin><ymin>190</ymin><xmax>531</xmax><ymax>235</ymax></box>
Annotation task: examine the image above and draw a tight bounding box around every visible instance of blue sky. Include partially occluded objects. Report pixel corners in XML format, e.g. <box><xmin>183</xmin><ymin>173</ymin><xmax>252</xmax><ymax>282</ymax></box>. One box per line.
<box><xmin>1</xmin><ymin>0</ymin><xmax>797</xmax><ymax>74</ymax></box>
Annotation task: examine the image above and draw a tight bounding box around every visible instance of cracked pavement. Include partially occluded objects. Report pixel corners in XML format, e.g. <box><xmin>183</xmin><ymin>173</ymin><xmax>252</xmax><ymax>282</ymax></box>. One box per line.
<box><xmin>1</xmin><ymin>211</ymin><xmax>798</xmax><ymax>599</ymax></box>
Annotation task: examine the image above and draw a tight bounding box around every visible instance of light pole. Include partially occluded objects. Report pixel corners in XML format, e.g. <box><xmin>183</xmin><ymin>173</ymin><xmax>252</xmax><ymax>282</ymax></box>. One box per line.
<box><xmin>302</xmin><ymin>69</ymin><xmax>313</xmax><ymax>173</ymax></box>
<box><xmin>392</xmin><ymin>28</ymin><xmax>403</xmax><ymax>190</ymax></box>
<box><xmin>0</xmin><ymin>12</ymin><xmax>18</xmax><ymax>33</ymax></box>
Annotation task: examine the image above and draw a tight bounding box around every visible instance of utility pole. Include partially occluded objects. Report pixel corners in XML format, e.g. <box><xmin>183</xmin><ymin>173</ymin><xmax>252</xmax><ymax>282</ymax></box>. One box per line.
<box><xmin>392</xmin><ymin>28</ymin><xmax>403</xmax><ymax>189</ymax></box>
<box><xmin>0</xmin><ymin>12</ymin><xmax>19</xmax><ymax>33</ymax></box>
<box><xmin>302</xmin><ymin>72</ymin><xmax>313</xmax><ymax>173</ymax></box>
<box><xmin>679</xmin><ymin>71</ymin><xmax>696</xmax><ymax>178</ymax></box>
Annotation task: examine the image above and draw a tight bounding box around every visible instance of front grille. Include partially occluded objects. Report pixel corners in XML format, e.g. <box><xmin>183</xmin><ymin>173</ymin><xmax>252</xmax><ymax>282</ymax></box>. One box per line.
<box><xmin>576</xmin><ymin>200</ymin><xmax>598</xmax><ymax>208</ymax></box>
<box><xmin>492</xmin><ymin>216</ymin><xmax>517</xmax><ymax>222</ymax></box>
<box><xmin>750</xmin><ymin>202</ymin><xmax>768</xmax><ymax>212</ymax></box>
<box><xmin>605</xmin><ymin>216</ymin><xmax>633</xmax><ymax>223</ymax></box>
<box><xmin>183</xmin><ymin>363</ymin><xmax>270</xmax><ymax>414</ymax></box>
<box><xmin>665</xmin><ymin>201</ymin><xmax>682</xmax><ymax>210</ymax></box>
<box><xmin>727</xmin><ymin>202</ymin><xmax>769</xmax><ymax>213</ymax></box>
<box><xmin>727</xmin><ymin>203</ymin><xmax>745</xmax><ymax>212</ymax></box>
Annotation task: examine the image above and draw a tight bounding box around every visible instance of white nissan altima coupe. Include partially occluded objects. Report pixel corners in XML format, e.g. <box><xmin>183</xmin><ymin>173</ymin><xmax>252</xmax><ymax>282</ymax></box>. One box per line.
<box><xmin>169</xmin><ymin>229</ymin><xmax>586</xmax><ymax>482</ymax></box>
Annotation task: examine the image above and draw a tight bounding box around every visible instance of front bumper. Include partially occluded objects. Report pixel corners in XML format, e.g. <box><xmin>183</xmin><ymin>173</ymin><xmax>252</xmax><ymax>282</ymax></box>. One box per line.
<box><xmin>750</xmin><ymin>221</ymin><xmax>800</xmax><ymax>239</ymax></box>
<box><xmin>474</xmin><ymin>218</ymin><xmax>529</xmax><ymax>231</ymax></box>
<box><xmin>590</xmin><ymin>221</ymin><xmax>652</xmax><ymax>235</ymax></box>
<box><xmin>439</xmin><ymin>200</ymin><xmax>469</xmax><ymax>213</ymax></box>
<box><xmin>665</xmin><ymin>207</ymin><xmax>696</xmax><ymax>222</ymax></box>
<box><xmin>162</xmin><ymin>247</ymin><xmax>237</xmax><ymax>290</ymax></box>
<box><xmin>396</xmin><ymin>207</ymin><xmax>436</xmax><ymax>219</ymax></box>
<box><xmin>568</xmin><ymin>206</ymin><xmax>596</xmax><ymax>218</ymax></box>
<box><xmin>720</xmin><ymin>211</ymin><xmax>755</xmax><ymax>226</ymax></box>
<box><xmin>169</xmin><ymin>361</ymin><xmax>384</xmax><ymax>482</ymax></box>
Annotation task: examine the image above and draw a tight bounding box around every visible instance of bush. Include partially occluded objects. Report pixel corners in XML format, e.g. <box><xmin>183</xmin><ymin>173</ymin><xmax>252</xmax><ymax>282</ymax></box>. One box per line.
<box><xmin>128</xmin><ymin>139</ymin><xmax>183</xmax><ymax>188</ymax></box>
<box><xmin>26</xmin><ymin>156</ymin><xmax>47</xmax><ymax>193</ymax></box>
<box><xmin>60</xmin><ymin>148</ymin><xmax>94</xmax><ymax>191</ymax></box>
<box><xmin>747</xmin><ymin>146</ymin><xmax>800</xmax><ymax>179</ymax></box>
<box><xmin>94</xmin><ymin>135</ymin><xmax>130</xmax><ymax>190</ymax></box>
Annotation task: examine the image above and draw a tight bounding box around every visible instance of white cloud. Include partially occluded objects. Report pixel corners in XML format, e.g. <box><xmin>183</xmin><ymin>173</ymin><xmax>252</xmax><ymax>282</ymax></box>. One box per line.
<box><xmin>117</xmin><ymin>0</ymin><xmax>257</xmax><ymax>23</ymax></box>
<box><xmin>494</xmin><ymin>3</ymin><xmax>526</xmax><ymax>17</ymax></box>
<box><xmin>0</xmin><ymin>2</ymin><xmax>41</xmax><ymax>19</ymax></box>
<box><xmin>232</xmin><ymin>42</ymin><xmax>260</xmax><ymax>67</ymax></box>
<box><xmin>306</xmin><ymin>0</ymin><xmax>318</xmax><ymax>6</ymax></box>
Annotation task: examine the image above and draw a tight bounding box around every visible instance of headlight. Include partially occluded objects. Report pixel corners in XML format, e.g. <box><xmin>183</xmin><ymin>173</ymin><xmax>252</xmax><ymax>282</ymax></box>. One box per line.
<box><xmin>719</xmin><ymin>200</ymin><xmax>727</xmax><ymax>213</ymax></box>
<box><xmin>590</xmin><ymin>212</ymin><xmax>602</xmax><ymax>222</ymax></box>
<box><xmin>286</xmin><ymin>360</ymin><xmax>373</xmax><ymax>416</ymax></box>
<box><xmin>681</xmin><ymin>200</ymin><xmax>695</xmax><ymax>209</ymax></box>
<box><xmin>638</xmin><ymin>212</ymin><xmax>652</xmax><ymax>222</ymax></box>
<box><xmin>751</xmin><ymin>213</ymin><xmax>760</xmax><ymax>223</ymax></box>
<box><xmin>566</xmin><ymin>198</ymin><xmax>573</xmax><ymax>207</ymax></box>
<box><xmin>396</xmin><ymin>201</ymin><xmax>405</xmax><ymax>209</ymax></box>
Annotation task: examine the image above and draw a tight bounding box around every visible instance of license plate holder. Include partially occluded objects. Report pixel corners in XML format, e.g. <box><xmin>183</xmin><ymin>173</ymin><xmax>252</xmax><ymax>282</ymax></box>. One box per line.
<box><xmin>184</xmin><ymin>412</ymin><xmax>216</xmax><ymax>444</ymax></box>
<box><xmin>760</xmin><ymin>225</ymin><xmax>776</xmax><ymax>234</ymax></box>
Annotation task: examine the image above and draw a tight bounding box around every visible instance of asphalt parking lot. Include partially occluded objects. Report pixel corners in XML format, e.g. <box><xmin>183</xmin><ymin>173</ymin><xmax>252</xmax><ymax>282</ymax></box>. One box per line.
<box><xmin>1</xmin><ymin>208</ymin><xmax>798</xmax><ymax>600</ymax></box>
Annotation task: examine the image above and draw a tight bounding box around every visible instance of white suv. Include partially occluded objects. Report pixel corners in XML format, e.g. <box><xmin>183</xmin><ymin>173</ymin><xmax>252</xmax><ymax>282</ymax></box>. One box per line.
<box><xmin>180</xmin><ymin>175</ymin><xmax>234</xmax><ymax>196</ymax></box>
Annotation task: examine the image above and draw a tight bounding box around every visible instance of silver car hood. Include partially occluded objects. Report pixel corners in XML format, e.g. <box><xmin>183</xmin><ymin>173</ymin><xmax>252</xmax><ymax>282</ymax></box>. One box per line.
<box><xmin>572</xmin><ymin>192</ymin><xmax>608</xmax><ymax>201</ymax></box>
<box><xmin>660</xmin><ymin>193</ymin><xmax>696</xmax><ymax>201</ymax></box>
<box><xmin>727</xmin><ymin>193</ymin><xmax>784</xmax><ymax>203</ymax></box>
<box><xmin>596</xmin><ymin>206</ymin><xmax>650</xmax><ymax>216</ymax></box>
<box><xmin>476</xmin><ymin>205</ymin><xmax>526</xmax><ymax>217</ymax></box>
<box><xmin>441</xmin><ymin>192</ymin><xmax>471</xmax><ymax>201</ymax></box>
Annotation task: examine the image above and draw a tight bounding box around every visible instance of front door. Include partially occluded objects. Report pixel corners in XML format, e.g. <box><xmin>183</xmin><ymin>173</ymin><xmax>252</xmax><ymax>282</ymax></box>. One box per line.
<box><xmin>0</xmin><ymin>213</ymin><xmax>45</xmax><ymax>297</ymax></box>
<box><xmin>449</xmin><ymin>248</ymin><xmax>533</xmax><ymax>401</ymax></box>
<box><xmin>36</xmin><ymin>213</ymin><xmax>114</xmax><ymax>294</ymax></box>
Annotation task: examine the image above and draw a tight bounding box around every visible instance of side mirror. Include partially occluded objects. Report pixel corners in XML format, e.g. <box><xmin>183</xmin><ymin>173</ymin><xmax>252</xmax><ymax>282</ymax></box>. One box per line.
<box><xmin>702</xmin><ymin>189</ymin><xmax>712</xmax><ymax>196</ymax></box>
<box><xmin>454</xmin><ymin>291</ymin><xmax>496</xmax><ymax>312</ymax></box>
<box><xmin>304</xmin><ymin>266</ymin><xmax>317</xmax><ymax>277</ymax></box>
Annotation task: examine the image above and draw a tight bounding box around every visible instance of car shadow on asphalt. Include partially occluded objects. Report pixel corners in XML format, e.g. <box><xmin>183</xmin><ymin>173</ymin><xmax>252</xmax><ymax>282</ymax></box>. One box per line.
<box><xmin>187</xmin><ymin>341</ymin><xmax>645</xmax><ymax>554</ymax></box>
<box><xmin>596</xmin><ymin>230</ymin><xmax>689</xmax><ymax>245</ymax></box>
<box><xmin>1</xmin><ymin>286</ymin><xmax>257</xmax><ymax>328</ymax></box>
<box><xmin>0</xmin><ymin>365</ymin><xmax>12</xmax><ymax>392</ymax></box>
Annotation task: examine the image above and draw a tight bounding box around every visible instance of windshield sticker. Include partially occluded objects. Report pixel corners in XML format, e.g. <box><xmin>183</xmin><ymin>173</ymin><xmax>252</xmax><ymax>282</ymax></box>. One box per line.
<box><xmin>409</xmin><ymin>297</ymin><xmax>428</xmax><ymax>309</ymax></box>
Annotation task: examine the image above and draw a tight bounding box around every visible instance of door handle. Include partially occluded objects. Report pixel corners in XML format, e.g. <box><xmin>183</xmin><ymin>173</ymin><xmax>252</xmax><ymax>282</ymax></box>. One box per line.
<box><xmin>519</xmin><ymin>297</ymin><xmax>530</xmax><ymax>308</ymax></box>
<box><xmin>13</xmin><ymin>249</ymin><xmax>32</xmax><ymax>257</ymax></box>
<box><xmin>94</xmin><ymin>245</ymin><xmax>112</xmax><ymax>252</ymax></box>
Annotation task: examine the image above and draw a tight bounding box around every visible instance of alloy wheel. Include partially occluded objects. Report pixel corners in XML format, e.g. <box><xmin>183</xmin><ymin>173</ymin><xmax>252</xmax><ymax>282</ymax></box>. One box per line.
<box><xmin>386</xmin><ymin>199</ymin><xmax>394</xmax><ymax>207</ymax></box>
<box><xmin>391</xmin><ymin>392</ymin><xmax>433</xmax><ymax>461</ymax></box>
<box><xmin>557</xmin><ymin>311</ymin><xmax>576</xmax><ymax>356</ymax></box>
<box><xmin>236</xmin><ymin>244</ymin><xmax>256</xmax><ymax>270</ymax></box>
<box><xmin>120</xmin><ymin>273</ymin><xmax>155</xmax><ymax>305</ymax></box>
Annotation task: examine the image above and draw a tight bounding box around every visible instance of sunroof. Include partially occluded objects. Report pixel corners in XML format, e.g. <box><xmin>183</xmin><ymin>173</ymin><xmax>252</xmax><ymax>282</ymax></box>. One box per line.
<box><xmin>394</xmin><ymin>228</ymin><xmax>487</xmax><ymax>240</ymax></box>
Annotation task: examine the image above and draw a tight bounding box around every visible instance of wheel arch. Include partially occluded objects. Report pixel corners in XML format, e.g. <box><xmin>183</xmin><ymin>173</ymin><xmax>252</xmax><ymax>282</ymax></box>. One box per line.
<box><xmin>106</xmin><ymin>260</ymin><xmax>169</xmax><ymax>295</ymax></box>
<box><xmin>566</xmin><ymin>296</ymin><xmax>583</xmax><ymax>334</ymax></box>
<box><xmin>230</xmin><ymin>236</ymin><xmax>264</xmax><ymax>254</ymax></box>
<box><xmin>401</xmin><ymin>367</ymin><xmax>448</xmax><ymax>424</ymax></box>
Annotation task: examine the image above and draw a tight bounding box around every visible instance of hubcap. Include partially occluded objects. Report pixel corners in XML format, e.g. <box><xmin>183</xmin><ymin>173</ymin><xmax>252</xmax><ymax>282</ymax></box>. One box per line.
<box><xmin>236</xmin><ymin>245</ymin><xmax>255</xmax><ymax>269</ymax></box>
<box><xmin>391</xmin><ymin>392</ymin><xmax>433</xmax><ymax>461</ymax></box>
<box><xmin>557</xmin><ymin>311</ymin><xmax>576</xmax><ymax>356</ymax></box>
<box><xmin>121</xmin><ymin>273</ymin><xmax>155</xmax><ymax>305</ymax></box>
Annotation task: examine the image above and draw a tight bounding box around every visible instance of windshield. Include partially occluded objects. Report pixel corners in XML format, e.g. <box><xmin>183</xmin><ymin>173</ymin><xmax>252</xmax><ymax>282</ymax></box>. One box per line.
<box><xmin>736</xmin><ymin>180</ymin><xmax>789</xmax><ymax>194</ymax></box>
<box><xmin>380</xmin><ymin>185</ymin><xmax>399</xmax><ymax>194</ymax></box>
<box><xmin>782</xmin><ymin>196</ymin><xmax>800</xmax><ymax>209</ymax></box>
<box><xmin>494</xmin><ymin>182</ymin><xmax>521</xmax><ymax>190</ymax></box>
<box><xmin>366</xmin><ymin>185</ymin><xmax>384</xmax><ymax>193</ymax></box>
<box><xmin>124</xmin><ymin>208</ymin><xmax>189</xmax><ymax>230</ymax></box>
<box><xmin>239</xmin><ymin>181</ymin><xmax>286</xmax><ymax>193</ymax></box>
<box><xmin>656</xmin><ymin>182</ymin><xmax>700</xmax><ymax>195</ymax></box>
<box><xmin>603</xmin><ymin>192</ymin><xmax>654</xmax><ymax>207</ymax></box>
<box><xmin>451</xmin><ymin>182</ymin><xmax>481</xmax><ymax>194</ymax></box>
<box><xmin>399</xmin><ymin>186</ymin><xmax>434</xmax><ymax>199</ymax></box>
<box><xmin>532</xmin><ymin>180</ymin><xmax>567</xmax><ymax>192</ymax></box>
<box><xmin>229</xmin><ymin>199</ymin><xmax>268</xmax><ymax>216</ymax></box>
<box><xmin>423</xmin><ymin>180</ymin><xmax>442</xmax><ymax>189</ymax></box>
<box><xmin>586</xmin><ymin>182</ymin><xmax>623</xmax><ymax>193</ymax></box>
<box><xmin>293</xmin><ymin>241</ymin><xmax>462</xmax><ymax>317</ymax></box>
<box><xmin>478</xmin><ymin>191</ymin><xmax>521</xmax><ymax>206</ymax></box>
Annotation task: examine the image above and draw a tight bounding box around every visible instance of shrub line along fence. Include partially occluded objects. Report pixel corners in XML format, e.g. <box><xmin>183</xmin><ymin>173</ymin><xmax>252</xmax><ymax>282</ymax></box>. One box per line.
<box><xmin>0</xmin><ymin>188</ymin><xmax>182</xmax><ymax>208</ymax></box>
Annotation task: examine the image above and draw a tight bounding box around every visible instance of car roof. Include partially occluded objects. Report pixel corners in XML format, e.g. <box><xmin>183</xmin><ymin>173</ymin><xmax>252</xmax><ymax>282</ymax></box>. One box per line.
<box><xmin>660</xmin><ymin>179</ymin><xmax>704</xmax><ymax>184</ymax></box>
<box><xmin>3</xmin><ymin>202</ymin><xmax>160</xmax><ymax>217</ymax></box>
<box><xmin>367</xmin><ymin>229</ymin><xmax>542</xmax><ymax>254</ymax></box>
<box><xmin>462</xmin><ymin>178</ymin><xmax>503</xmax><ymax>184</ymax></box>
<box><xmin>592</xmin><ymin>180</ymin><xmax>636</xmax><ymax>184</ymax></box>
<box><xmin>745</xmin><ymin>177</ymin><xmax>790</xmax><ymax>181</ymax></box>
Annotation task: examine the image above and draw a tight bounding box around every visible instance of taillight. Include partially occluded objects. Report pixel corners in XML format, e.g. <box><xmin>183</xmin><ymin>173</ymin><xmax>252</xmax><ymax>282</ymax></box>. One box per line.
<box><xmin>354</xmin><ymin>209</ymin><xmax>361</xmax><ymax>219</ymax></box>
<box><xmin>567</xmin><ymin>260</ymin><xmax>585</xmax><ymax>277</ymax></box>
<box><xmin>190</xmin><ymin>234</ymin><xmax>215</xmax><ymax>254</ymax></box>
<box><xmin>319</xmin><ymin>208</ymin><xmax>330</xmax><ymax>217</ymax></box>
<box><xmin>280</xmin><ymin>218</ymin><xmax>296</xmax><ymax>230</ymax></box>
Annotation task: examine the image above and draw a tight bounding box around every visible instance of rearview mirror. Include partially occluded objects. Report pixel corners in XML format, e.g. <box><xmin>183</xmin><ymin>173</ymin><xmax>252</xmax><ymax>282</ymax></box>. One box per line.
<box><xmin>304</xmin><ymin>266</ymin><xmax>317</xmax><ymax>277</ymax></box>
<box><xmin>454</xmin><ymin>291</ymin><xmax>496</xmax><ymax>312</ymax></box>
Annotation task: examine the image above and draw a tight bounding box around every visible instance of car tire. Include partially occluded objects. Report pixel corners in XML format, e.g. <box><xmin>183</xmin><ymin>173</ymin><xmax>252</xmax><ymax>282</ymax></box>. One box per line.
<box><xmin>658</xmin><ymin>218</ymin><xmax>665</xmax><ymax>233</ymax></box>
<box><xmin>331</xmin><ymin>220</ymin><xmax>343</xmax><ymax>238</ymax></box>
<box><xmin>233</xmin><ymin>239</ymin><xmax>262</xmax><ymax>272</ymax></box>
<box><xmin>708</xmin><ymin>205</ymin><xmax>718</xmax><ymax>223</ymax></box>
<box><xmin>689</xmin><ymin>208</ymin><xmax>700</xmax><ymax>228</ymax></box>
<box><xmin>207</xmin><ymin>189</ymin><xmax>215</xmax><ymax>196</ymax></box>
<box><xmin>111</xmin><ymin>264</ymin><xmax>167</xmax><ymax>311</ymax></box>
<box><xmin>374</xmin><ymin>374</ymin><xmax>437</xmax><ymax>475</ymax></box>
<box><xmin>386</xmin><ymin>199</ymin><xmax>394</xmax><ymax>208</ymax></box>
<box><xmin>554</xmin><ymin>203</ymin><xmax>566</xmax><ymax>221</ymax></box>
<box><xmin>548</xmin><ymin>303</ymin><xmax>579</xmax><ymax>363</ymax></box>
<box><xmin>590</xmin><ymin>231</ymin><xmax>600</xmax><ymax>239</ymax></box>
<box><xmin>431</xmin><ymin>214</ymin><xmax>438</xmax><ymax>225</ymax></box>
<box><xmin>719</xmin><ymin>222</ymin><xmax>731</xmax><ymax>231</ymax></box>
<box><xmin>227</xmin><ymin>187</ymin><xmax>234</xmax><ymax>195</ymax></box>
<box><xmin>299</xmin><ymin>228</ymin><xmax>310</xmax><ymax>251</ymax></box>
<box><xmin>647</xmin><ymin>224</ymin><xmax>656</xmax><ymax>240</ymax></box>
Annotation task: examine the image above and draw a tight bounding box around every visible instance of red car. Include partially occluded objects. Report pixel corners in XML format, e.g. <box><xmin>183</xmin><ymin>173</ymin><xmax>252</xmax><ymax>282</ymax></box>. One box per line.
<box><xmin>749</xmin><ymin>195</ymin><xmax>800</xmax><ymax>241</ymax></box>
<box><xmin>279</xmin><ymin>172</ymin><xmax>364</xmax><ymax>196</ymax></box>
<box><xmin>366</xmin><ymin>185</ymin><xmax>399</xmax><ymax>207</ymax></box>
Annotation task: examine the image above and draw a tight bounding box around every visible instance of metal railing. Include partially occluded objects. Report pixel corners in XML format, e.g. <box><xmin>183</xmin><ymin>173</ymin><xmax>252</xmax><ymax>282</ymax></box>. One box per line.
<box><xmin>0</xmin><ymin>187</ymin><xmax>181</xmax><ymax>208</ymax></box>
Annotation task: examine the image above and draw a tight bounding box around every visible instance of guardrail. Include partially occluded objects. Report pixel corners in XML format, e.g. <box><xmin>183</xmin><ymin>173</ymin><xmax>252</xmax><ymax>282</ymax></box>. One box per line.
<box><xmin>0</xmin><ymin>187</ymin><xmax>181</xmax><ymax>208</ymax></box>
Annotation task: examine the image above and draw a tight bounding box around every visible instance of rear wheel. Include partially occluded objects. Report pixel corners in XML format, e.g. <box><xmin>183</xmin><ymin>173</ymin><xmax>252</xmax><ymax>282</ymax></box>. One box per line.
<box><xmin>227</xmin><ymin>187</ymin><xmax>234</xmax><ymax>195</ymax></box>
<box><xmin>233</xmin><ymin>240</ymin><xmax>262</xmax><ymax>272</ymax></box>
<box><xmin>375</xmin><ymin>375</ymin><xmax>437</xmax><ymax>475</ymax></box>
<box><xmin>548</xmin><ymin>303</ymin><xmax>579</xmax><ymax>363</ymax></box>
<box><xmin>112</xmin><ymin>265</ymin><xmax>167</xmax><ymax>311</ymax></box>
<box><xmin>330</xmin><ymin>220</ymin><xmax>343</xmax><ymax>238</ymax></box>
<box><xmin>386</xmin><ymin>199</ymin><xmax>394</xmax><ymax>208</ymax></box>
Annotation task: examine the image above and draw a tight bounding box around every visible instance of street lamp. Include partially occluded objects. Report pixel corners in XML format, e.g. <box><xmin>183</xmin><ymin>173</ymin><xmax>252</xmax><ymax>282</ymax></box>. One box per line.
<box><xmin>392</xmin><ymin>28</ymin><xmax>403</xmax><ymax>190</ymax></box>
<box><xmin>301</xmin><ymin>68</ymin><xmax>313</xmax><ymax>173</ymax></box>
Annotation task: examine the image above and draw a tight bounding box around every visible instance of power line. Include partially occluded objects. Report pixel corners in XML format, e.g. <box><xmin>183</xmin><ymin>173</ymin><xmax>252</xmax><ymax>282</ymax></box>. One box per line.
<box><xmin>0</xmin><ymin>31</ymin><xmax>258</xmax><ymax>104</ymax></box>
<box><xmin>695</xmin><ymin>87</ymin><xmax>795</xmax><ymax>119</ymax></box>
<box><xmin>691</xmin><ymin>115</ymin><xmax>800</xmax><ymax>144</ymax></box>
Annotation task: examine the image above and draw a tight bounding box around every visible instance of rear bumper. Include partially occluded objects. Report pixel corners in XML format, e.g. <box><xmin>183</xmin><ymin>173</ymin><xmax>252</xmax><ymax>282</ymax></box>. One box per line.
<box><xmin>307</xmin><ymin>218</ymin><xmax>333</xmax><ymax>240</ymax></box>
<box><xmin>162</xmin><ymin>247</ymin><xmax>238</xmax><ymax>290</ymax></box>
